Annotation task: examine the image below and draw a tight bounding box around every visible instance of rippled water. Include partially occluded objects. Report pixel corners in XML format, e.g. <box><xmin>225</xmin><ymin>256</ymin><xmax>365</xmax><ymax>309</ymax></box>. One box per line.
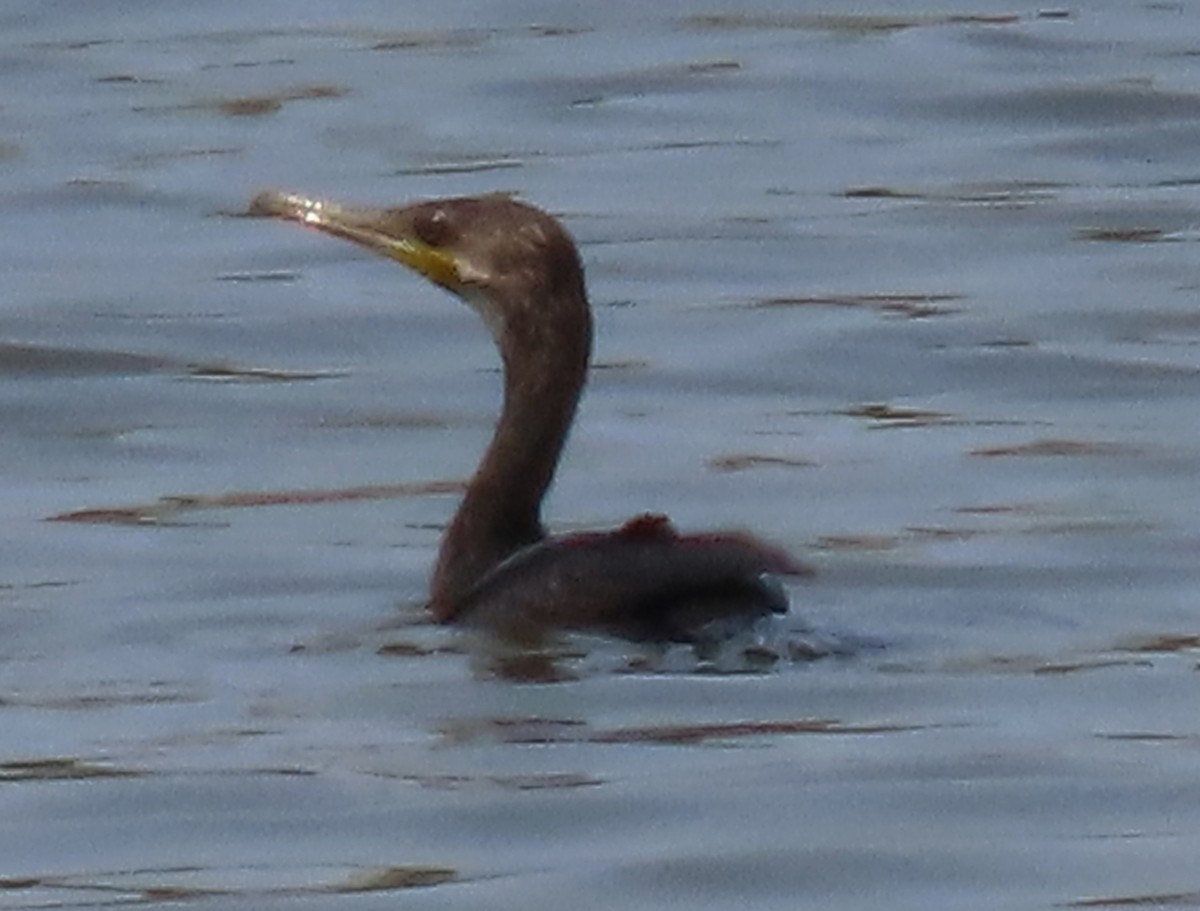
<box><xmin>3</xmin><ymin>2</ymin><xmax>1200</xmax><ymax>908</ymax></box>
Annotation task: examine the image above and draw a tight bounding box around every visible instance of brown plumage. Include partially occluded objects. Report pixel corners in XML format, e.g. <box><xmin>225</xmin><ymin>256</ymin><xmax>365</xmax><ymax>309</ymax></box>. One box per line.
<box><xmin>249</xmin><ymin>191</ymin><xmax>809</xmax><ymax>643</ymax></box>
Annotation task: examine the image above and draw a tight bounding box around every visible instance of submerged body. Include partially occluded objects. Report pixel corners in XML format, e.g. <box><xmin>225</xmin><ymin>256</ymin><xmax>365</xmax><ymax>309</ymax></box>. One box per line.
<box><xmin>250</xmin><ymin>190</ymin><xmax>808</xmax><ymax>642</ymax></box>
<box><xmin>453</xmin><ymin>514</ymin><xmax>801</xmax><ymax>643</ymax></box>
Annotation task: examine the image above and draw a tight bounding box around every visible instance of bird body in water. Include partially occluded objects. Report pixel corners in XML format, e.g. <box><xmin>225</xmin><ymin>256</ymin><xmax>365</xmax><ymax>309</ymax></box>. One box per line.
<box><xmin>249</xmin><ymin>191</ymin><xmax>809</xmax><ymax>644</ymax></box>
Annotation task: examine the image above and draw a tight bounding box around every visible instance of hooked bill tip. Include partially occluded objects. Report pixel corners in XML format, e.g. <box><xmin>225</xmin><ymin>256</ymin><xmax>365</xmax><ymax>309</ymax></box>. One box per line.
<box><xmin>247</xmin><ymin>190</ymin><xmax>326</xmax><ymax>224</ymax></box>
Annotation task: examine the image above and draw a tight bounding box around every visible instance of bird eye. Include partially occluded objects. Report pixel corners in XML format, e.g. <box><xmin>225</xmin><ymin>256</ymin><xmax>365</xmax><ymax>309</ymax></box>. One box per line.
<box><xmin>414</xmin><ymin>207</ymin><xmax>453</xmax><ymax>248</ymax></box>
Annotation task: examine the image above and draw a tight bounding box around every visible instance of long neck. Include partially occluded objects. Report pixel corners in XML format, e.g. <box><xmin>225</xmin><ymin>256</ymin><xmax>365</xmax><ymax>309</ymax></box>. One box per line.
<box><xmin>430</xmin><ymin>289</ymin><xmax>591</xmax><ymax>620</ymax></box>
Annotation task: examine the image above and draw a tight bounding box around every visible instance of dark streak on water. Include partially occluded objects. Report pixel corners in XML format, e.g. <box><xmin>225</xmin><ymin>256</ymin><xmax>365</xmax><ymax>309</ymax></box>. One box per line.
<box><xmin>3</xmin><ymin>2</ymin><xmax>1200</xmax><ymax>909</ymax></box>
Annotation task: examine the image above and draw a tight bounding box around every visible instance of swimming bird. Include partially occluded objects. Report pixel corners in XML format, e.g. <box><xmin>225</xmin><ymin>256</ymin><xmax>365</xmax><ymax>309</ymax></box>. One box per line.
<box><xmin>249</xmin><ymin>191</ymin><xmax>808</xmax><ymax>643</ymax></box>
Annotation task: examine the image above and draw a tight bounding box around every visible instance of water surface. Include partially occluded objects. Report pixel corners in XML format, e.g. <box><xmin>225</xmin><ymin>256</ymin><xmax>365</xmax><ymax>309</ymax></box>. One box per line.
<box><xmin>3</xmin><ymin>2</ymin><xmax>1200</xmax><ymax>908</ymax></box>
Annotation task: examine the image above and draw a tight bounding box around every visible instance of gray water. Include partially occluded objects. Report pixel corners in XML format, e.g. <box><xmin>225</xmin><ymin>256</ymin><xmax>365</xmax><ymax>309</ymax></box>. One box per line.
<box><xmin>3</xmin><ymin>2</ymin><xmax>1200</xmax><ymax>908</ymax></box>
